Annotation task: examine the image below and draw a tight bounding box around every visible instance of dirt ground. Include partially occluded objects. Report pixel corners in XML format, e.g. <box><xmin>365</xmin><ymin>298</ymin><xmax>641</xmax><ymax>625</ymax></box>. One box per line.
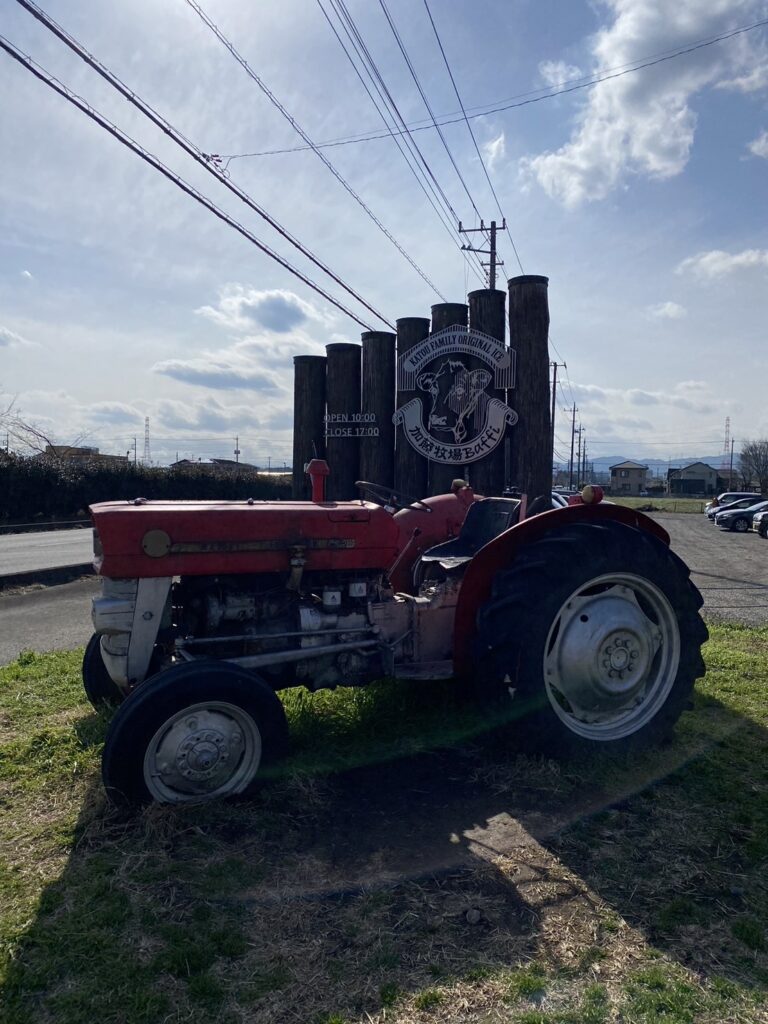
<box><xmin>648</xmin><ymin>511</ymin><xmax>768</xmax><ymax>627</ymax></box>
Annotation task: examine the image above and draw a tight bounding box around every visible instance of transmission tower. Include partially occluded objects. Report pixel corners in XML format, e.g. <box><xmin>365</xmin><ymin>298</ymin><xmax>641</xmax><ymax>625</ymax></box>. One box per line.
<box><xmin>142</xmin><ymin>416</ymin><xmax>151</xmax><ymax>465</ymax></box>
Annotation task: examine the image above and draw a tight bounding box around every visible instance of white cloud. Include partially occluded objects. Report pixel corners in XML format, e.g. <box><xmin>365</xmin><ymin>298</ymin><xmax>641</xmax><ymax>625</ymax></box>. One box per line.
<box><xmin>646</xmin><ymin>301</ymin><xmax>687</xmax><ymax>320</ymax></box>
<box><xmin>717</xmin><ymin>64</ymin><xmax>768</xmax><ymax>93</ymax></box>
<box><xmin>20</xmin><ymin>270</ymin><xmax>33</xmax><ymax>280</ymax></box>
<box><xmin>85</xmin><ymin>402</ymin><xmax>144</xmax><ymax>425</ymax></box>
<box><xmin>156</xmin><ymin>397</ymin><xmax>266</xmax><ymax>433</ymax></box>
<box><xmin>152</xmin><ymin>358</ymin><xmax>284</xmax><ymax>391</ymax></box>
<box><xmin>539</xmin><ymin>60</ymin><xmax>582</xmax><ymax>89</ymax></box>
<box><xmin>748</xmin><ymin>130</ymin><xmax>768</xmax><ymax>159</ymax></box>
<box><xmin>196</xmin><ymin>286</ymin><xmax>323</xmax><ymax>333</ymax></box>
<box><xmin>0</xmin><ymin>326</ymin><xmax>29</xmax><ymax>347</ymax></box>
<box><xmin>677</xmin><ymin>248</ymin><xmax>768</xmax><ymax>278</ymax></box>
<box><xmin>482</xmin><ymin>132</ymin><xmax>506</xmax><ymax>170</ymax></box>
<box><xmin>572</xmin><ymin>379</ymin><xmax>719</xmax><ymax>415</ymax></box>
<box><xmin>522</xmin><ymin>0</ymin><xmax>764</xmax><ymax>206</ymax></box>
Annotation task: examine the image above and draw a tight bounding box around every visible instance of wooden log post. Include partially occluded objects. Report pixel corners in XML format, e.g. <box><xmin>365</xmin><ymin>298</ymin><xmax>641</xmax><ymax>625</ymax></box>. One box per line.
<box><xmin>394</xmin><ymin>316</ymin><xmax>430</xmax><ymax>501</ymax></box>
<box><xmin>325</xmin><ymin>342</ymin><xmax>361</xmax><ymax>501</ymax></box>
<box><xmin>467</xmin><ymin>288</ymin><xmax>506</xmax><ymax>496</ymax></box>
<box><xmin>507</xmin><ymin>275</ymin><xmax>551</xmax><ymax>509</ymax></box>
<box><xmin>429</xmin><ymin>302</ymin><xmax>468</xmax><ymax>495</ymax></box>
<box><xmin>360</xmin><ymin>331</ymin><xmax>396</xmax><ymax>487</ymax></box>
<box><xmin>292</xmin><ymin>354</ymin><xmax>327</xmax><ymax>499</ymax></box>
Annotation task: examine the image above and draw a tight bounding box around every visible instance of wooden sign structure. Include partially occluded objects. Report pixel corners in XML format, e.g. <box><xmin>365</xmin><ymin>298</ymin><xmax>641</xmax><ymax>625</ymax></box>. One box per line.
<box><xmin>292</xmin><ymin>277</ymin><xmax>551</xmax><ymax>502</ymax></box>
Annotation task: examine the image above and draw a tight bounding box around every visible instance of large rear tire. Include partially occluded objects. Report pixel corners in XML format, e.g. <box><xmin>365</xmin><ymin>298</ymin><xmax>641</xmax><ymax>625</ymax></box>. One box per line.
<box><xmin>475</xmin><ymin>522</ymin><xmax>707</xmax><ymax>756</ymax></box>
<box><xmin>102</xmin><ymin>661</ymin><xmax>289</xmax><ymax>805</ymax></box>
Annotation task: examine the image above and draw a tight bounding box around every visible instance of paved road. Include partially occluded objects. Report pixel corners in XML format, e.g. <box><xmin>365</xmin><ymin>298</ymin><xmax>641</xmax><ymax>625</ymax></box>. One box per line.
<box><xmin>651</xmin><ymin>512</ymin><xmax>768</xmax><ymax>628</ymax></box>
<box><xmin>0</xmin><ymin>528</ymin><xmax>93</xmax><ymax>576</ymax></box>
<box><xmin>0</xmin><ymin>577</ymin><xmax>99</xmax><ymax>665</ymax></box>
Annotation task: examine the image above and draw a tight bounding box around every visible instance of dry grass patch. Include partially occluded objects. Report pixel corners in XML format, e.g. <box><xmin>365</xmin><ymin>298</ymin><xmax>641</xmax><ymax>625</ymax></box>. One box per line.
<box><xmin>0</xmin><ymin>627</ymin><xmax>767</xmax><ymax>1022</ymax></box>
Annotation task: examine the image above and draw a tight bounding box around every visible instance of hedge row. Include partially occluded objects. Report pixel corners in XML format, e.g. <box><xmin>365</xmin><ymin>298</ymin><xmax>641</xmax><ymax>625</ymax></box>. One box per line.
<box><xmin>0</xmin><ymin>453</ymin><xmax>291</xmax><ymax>521</ymax></box>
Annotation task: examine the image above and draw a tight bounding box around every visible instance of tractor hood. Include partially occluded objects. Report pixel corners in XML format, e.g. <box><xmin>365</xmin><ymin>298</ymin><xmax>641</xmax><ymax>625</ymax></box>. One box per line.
<box><xmin>90</xmin><ymin>499</ymin><xmax>400</xmax><ymax>579</ymax></box>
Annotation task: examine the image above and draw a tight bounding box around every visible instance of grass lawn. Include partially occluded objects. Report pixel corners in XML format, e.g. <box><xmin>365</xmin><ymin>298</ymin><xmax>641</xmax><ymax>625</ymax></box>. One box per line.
<box><xmin>612</xmin><ymin>497</ymin><xmax>708</xmax><ymax>514</ymax></box>
<box><xmin>1</xmin><ymin>626</ymin><xmax>767</xmax><ymax>1023</ymax></box>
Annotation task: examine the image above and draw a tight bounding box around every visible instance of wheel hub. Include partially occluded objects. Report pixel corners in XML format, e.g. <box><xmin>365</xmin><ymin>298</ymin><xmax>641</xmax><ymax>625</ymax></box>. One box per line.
<box><xmin>176</xmin><ymin>727</ymin><xmax>234</xmax><ymax>778</ymax></box>
<box><xmin>145</xmin><ymin>704</ymin><xmax>256</xmax><ymax>799</ymax></box>
<box><xmin>545</xmin><ymin>581</ymin><xmax>668</xmax><ymax>726</ymax></box>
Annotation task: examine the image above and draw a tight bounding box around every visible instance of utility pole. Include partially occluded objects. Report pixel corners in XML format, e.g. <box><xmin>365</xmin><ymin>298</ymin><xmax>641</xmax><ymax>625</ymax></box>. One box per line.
<box><xmin>581</xmin><ymin>429</ymin><xmax>587</xmax><ymax>483</ymax></box>
<box><xmin>729</xmin><ymin>437</ymin><xmax>735</xmax><ymax>488</ymax></box>
<box><xmin>132</xmin><ymin>437</ymin><xmax>137</xmax><ymax>465</ymax></box>
<box><xmin>568</xmin><ymin>404</ymin><xmax>578</xmax><ymax>488</ymax></box>
<box><xmin>234</xmin><ymin>435</ymin><xmax>240</xmax><ymax>463</ymax></box>
<box><xmin>550</xmin><ymin>361</ymin><xmax>566</xmax><ymax>475</ymax></box>
<box><xmin>575</xmin><ymin>425</ymin><xmax>583</xmax><ymax>487</ymax></box>
<box><xmin>459</xmin><ymin>219</ymin><xmax>505</xmax><ymax>289</ymax></box>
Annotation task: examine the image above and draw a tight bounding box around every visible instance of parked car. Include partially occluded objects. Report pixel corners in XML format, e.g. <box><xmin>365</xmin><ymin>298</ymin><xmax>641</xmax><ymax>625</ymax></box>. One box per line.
<box><xmin>707</xmin><ymin>496</ymin><xmax>767</xmax><ymax>521</ymax></box>
<box><xmin>751</xmin><ymin>509</ymin><xmax>768</xmax><ymax>538</ymax></box>
<box><xmin>704</xmin><ymin>491</ymin><xmax>762</xmax><ymax>516</ymax></box>
<box><xmin>715</xmin><ymin>499</ymin><xmax>768</xmax><ymax>532</ymax></box>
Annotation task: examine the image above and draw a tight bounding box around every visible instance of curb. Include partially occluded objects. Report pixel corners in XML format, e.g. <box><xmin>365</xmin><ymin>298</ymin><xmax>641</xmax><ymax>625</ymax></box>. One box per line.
<box><xmin>0</xmin><ymin>563</ymin><xmax>96</xmax><ymax>591</ymax></box>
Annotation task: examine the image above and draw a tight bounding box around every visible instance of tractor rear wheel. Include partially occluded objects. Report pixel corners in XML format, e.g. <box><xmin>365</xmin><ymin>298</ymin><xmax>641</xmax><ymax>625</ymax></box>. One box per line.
<box><xmin>82</xmin><ymin>633</ymin><xmax>124</xmax><ymax>709</ymax></box>
<box><xmin>475</xmin><ymin>521</ymin><xmax>707</xmax><ymax>755</ymax></box>
<box><xmin>102</xmin><ymin>661</ymin><xmax>289</xmax><ymax>805</ymax></box>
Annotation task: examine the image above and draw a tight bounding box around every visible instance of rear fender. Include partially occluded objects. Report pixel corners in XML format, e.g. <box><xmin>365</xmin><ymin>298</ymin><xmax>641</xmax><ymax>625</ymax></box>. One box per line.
<box><xmin>452</xmin><ymin>503</ymin><xmax>669</xmax><ymax>677</ymax></box>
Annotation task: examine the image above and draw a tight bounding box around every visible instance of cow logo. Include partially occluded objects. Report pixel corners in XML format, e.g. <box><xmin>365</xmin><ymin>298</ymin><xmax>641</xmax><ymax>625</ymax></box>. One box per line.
<box><xmin>393</xmin><ymin>326</ymin><xmax>518</xmax><ymax>465</ymax></box>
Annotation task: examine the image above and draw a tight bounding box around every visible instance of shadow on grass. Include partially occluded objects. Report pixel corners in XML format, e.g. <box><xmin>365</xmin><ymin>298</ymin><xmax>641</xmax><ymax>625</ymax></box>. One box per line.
<box><xmin>1</xmin><ymin>669</ymin><xmax>767</xmax><ymax>1023</ymax></box>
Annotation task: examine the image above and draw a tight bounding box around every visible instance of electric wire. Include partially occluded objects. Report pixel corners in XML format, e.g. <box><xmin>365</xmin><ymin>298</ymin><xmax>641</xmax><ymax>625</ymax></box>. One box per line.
<box><xmin>221</xmin><ymin>16</ymin><xmax>768</xmax><ymax>158</ymax></box>
<box><xmin>0</xmin><ymin>34</ymin><xmax>378</xmax><ymax>331</ymax></box>
<box><xmin>181</xmin><ymin>0</ymin><xmax>447</xmax><ymax>301</ymax></box>
<box><xmin>12</xmin><ymin>0</ymin><xmax>395</xmax><ymax>331</ymax></box>
<box><xmin>320</xmin><ymin>0</ymin><xmax>487</xmax><ymax>284</ymax></box>
<box><xmin>422</xmin><ymin>0</ymin><xmax>525</xmax><ymax>275</ymax></box>
<box><xmin>377</xmin><ymin>0</ymin><xmax>485</xmax><ymax>226</ymax></box>
<box><xmin>314</xmin><ymin>0</ymin><xmax>483</xmax><ymax>287</ymax></box>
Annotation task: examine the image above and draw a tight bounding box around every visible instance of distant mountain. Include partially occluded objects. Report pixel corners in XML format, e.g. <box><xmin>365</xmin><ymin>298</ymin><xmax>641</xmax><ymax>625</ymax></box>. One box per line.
<box><xmin>556</xmin><ymin>454</ymin><xmax>734</xmax><ymax>476</ymax></box>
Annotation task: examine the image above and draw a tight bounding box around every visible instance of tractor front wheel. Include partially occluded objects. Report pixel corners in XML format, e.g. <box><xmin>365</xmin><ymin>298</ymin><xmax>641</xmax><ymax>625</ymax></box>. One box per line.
<box><xmin>476</xmin><ymin>522</ymin><xmax>707</xmax><ymax>755</ymax></box>
<box><xmin>102</xmin><ymin>661</ymin><xmax>289</xmax><ymax>805</ymax></box>
<box><xmin>82</xmin><ymin>633</ymin><xmax>124</xmax><ymax>709</ymax></box>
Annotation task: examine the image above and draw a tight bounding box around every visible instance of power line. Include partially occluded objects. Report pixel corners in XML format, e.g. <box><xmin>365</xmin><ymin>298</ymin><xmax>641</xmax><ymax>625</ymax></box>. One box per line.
<box><xmin>0</xmin><ymin>34</ymin><xmax>378</xmax><ymax>331</ymax></box>
<box><xmin>12</xmin><ymin>0</ymin><xmax>394</xmax><ymax>332</ymax></box>
<box><xmin>320</xmin><ymin>0</ymin><xmax>487</xmax><ymax>285</ymax></box>
<box><xmin>422</xmin><ymin>0</ymin><xmax>524</xmax><ymax>276</ymax></box>
<box><xmin>181</xmin><ymin>0</ymin><xmax>447</xmax><ymax>300</ymax></box>
<box><xmin>222</xmin><ymin>16</ymin><xmax>768</xmax><ymax>158</ymax></box>
<box><xmin>377</xmin><ymin>0</ymin><xmax>485</xmax><ymax>226</ymax></box>
<box><xmin>315</xmin><ymin>0</ymin><xmax>483</xmax><ymax>286</ymax></box>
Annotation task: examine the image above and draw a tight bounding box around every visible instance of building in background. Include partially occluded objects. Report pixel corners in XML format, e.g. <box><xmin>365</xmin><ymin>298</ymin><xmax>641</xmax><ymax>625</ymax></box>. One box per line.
<box><xmin>41</xmin><ymin>445</ymin><xmax>129</xmax><ymax>466</ymax></box>
<box><xmin>609</xmin><ymin>460</ymin><xmax>648</xmax><ymax>496</ymax></box>
<box><xmin>666</xmin><ymin>461</ymin><xmax>722</xmax><ymax>496</ymax></box>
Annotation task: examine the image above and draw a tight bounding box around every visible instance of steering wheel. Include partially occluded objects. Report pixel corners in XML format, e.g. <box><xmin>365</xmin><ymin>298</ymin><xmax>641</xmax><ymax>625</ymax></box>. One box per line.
<box><xmin>355</xmin><ymin>480</ymin><xmax>433</xmax><ymax>513</ymax></box>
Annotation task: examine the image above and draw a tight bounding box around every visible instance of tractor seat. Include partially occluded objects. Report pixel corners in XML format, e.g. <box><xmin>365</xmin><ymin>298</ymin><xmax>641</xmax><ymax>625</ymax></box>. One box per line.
<box><xmin>421</xmin><ymin>497</ymin><xmax>521</xmax><ymax>567</ymax></box>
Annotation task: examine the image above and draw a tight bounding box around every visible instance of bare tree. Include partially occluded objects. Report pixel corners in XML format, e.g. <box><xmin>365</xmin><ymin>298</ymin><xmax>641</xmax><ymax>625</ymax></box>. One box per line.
<box><xmin>0</xmin><ymin>391</ymin><xmax>16</xmax><ymax>453</ymax></box>
<box><xmin>7</xmin><ymin>412</ymin><xmax>89</xmax><ymax>459</ymax></box>
<box><xmin>739</xmin><ymin>440</ymin><xmax>768</xmax><ymax>494</ymax></box>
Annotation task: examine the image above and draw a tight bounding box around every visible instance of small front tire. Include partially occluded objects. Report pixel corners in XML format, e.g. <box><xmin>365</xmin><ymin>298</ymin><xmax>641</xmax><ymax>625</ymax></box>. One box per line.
<box><xmin>82</xmin><ymin>633</ymin><xmax>124</xmax><ymax>709</ymax></box>
<box><xmin>102</xmin><ymin>661</ymin><xmax>289</xmax><ymax>805</ymax></box>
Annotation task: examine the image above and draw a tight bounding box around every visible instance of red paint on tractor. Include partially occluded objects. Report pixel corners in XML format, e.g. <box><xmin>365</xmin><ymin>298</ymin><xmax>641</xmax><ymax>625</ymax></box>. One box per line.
<box><xmin>389</xmin><ymin>487</ymin><xmax>477</xmax><ymax>592</ymax></box>
<box><xmin>91</xmin><ymin>499</ymin><xmax>401</xmax><ymax>578</ymax></box>
<box><xmin>306</xmin><ymin>458</ymin><xmax>330</xmax><ymax>503</ymax></box>
<box><xmin>451</xmin><ymin>502</ymin><xmax>670</xmax><ymax>677</ymax></box>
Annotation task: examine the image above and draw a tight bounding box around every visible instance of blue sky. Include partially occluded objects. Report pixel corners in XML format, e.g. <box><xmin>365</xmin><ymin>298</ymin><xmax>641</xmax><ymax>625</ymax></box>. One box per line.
<box><xmin>1</xmin><ymin>0</ymin><xmax>766</xmax><ymax>469</ymax></box>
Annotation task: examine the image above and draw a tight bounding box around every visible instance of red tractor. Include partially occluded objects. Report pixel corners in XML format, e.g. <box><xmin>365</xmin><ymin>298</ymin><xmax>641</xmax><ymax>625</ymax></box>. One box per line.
<box><xmin>85</xmin><ymin>464</ymin><xmax>707</xmax><ymax>804</ymax></box>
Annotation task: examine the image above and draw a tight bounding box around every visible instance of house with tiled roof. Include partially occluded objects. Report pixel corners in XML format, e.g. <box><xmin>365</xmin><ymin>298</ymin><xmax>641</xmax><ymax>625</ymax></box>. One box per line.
<box><xmin>610</xmin><ymin>460</ymin><xmax>648</xmax><ymax>496</ymax></box>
